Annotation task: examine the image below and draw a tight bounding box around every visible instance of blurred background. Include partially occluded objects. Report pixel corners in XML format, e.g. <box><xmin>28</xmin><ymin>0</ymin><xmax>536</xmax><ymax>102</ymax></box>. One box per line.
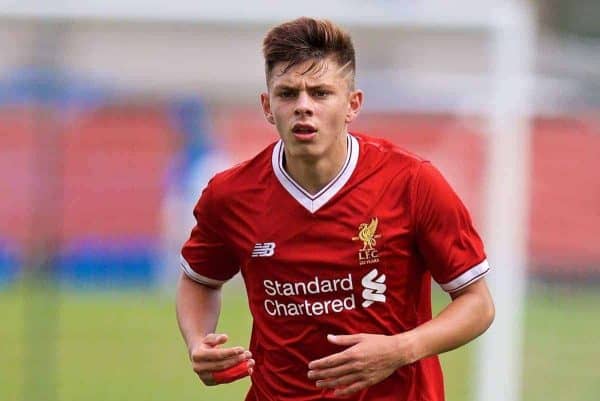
<box><xmin>0</xmin><ymin>1</ymin><xmax>598</xmax><ymax>401</ymax></box>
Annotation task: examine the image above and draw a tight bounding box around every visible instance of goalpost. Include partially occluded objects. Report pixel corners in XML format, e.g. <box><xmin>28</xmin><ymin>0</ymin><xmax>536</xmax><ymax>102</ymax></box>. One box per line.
<box><xmin>0</xmin><ymin>1</ymin><xmax>536</xmax><ymax>400</ymax></box>
<box><xmin>478</xmin><ymin>4</ymin><xmax>535</xmax><ymax>401</ymax></box>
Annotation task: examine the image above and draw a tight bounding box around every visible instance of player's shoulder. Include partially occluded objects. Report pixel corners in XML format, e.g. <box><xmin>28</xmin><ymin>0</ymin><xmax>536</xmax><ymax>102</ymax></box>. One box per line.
<box><xmin>206</xmin><ymin>141</ymin><xmax>276</xmax><ymax>199</ymax></box>
<box><xmin>353</xmin><ymin>132</ymin><xmax>428</xmax><ymax>172</ymax></box>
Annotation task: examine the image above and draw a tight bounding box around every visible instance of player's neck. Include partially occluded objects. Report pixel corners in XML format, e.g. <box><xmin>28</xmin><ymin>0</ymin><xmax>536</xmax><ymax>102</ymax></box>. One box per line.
<box><xmin>283</xmin><ymin>134</ymin><xmax>348</xmax><ymax>195</ymax></box>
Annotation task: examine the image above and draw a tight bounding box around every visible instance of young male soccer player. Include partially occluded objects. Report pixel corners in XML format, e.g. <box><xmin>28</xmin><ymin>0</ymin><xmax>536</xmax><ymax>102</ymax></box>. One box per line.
<box><xmin>177</xmin><ymin>17</ymin><xmax>495</xmax><ymax>400</ymax></box>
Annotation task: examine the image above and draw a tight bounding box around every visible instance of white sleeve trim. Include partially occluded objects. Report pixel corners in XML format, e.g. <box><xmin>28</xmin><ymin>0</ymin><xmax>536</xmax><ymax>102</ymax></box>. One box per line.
<box><xmin>179</xmin><ymin>255</ymin><xmax>226</xmax><ymax>288</ymax></box>
<box><xmin>439</xmin><ymin>259</ymin><xmax>490</xmax><ymax>293</ymax></box>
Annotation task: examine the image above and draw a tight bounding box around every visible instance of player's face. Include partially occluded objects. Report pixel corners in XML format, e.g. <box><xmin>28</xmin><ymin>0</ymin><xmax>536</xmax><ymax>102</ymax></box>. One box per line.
<box><xmin>260</xmin><ymin>57</ymin><xmax>363</xmax><ymax>161</ymax></box>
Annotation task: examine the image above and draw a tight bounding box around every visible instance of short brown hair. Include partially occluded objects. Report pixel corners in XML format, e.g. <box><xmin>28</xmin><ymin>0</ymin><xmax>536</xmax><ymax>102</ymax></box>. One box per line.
<box><xmin>262</xmin><ymin>17</ymin><xmax>356</xmax><ymax>87</ymax></box>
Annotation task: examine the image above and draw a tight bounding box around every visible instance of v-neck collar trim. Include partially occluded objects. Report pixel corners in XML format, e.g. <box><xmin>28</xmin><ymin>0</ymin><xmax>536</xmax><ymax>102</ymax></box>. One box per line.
<box><xmin>271</xmin><ymin>134</ymin><xmax>359</xmax><ymax>214</ymax></box>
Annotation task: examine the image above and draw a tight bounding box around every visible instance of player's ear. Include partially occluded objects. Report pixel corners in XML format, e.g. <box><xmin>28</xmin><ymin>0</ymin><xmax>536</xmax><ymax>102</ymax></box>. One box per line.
<box><xmin>345</xmin><ymin>89</ymin><xmax>363</xmax><ymax>124</ymax></box>
<box><xmin>260</xmin><ymin>92</ymin><xmax>275</xmax><ymax>125</ymax></box>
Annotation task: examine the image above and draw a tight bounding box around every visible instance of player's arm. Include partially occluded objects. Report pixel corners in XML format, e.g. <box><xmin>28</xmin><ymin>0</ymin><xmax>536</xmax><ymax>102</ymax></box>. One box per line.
<box><xmin>177</xmin><ymin>181</ymin><xmax>253</xmax><ymax>385</ymax></box>
<box><xmin>410</xmin><ymin>277</ymin><xmax>494</xmax><ymax>358</ymax></box>
<box><xmin>176</xmin><ymin>272</ymin><xmax>254</xmax><ymax>385</ymax></box>
<box><xmin>402</xmin><ymin>159</ymin><xmax>495</xmax><ymax>359</ymax></box>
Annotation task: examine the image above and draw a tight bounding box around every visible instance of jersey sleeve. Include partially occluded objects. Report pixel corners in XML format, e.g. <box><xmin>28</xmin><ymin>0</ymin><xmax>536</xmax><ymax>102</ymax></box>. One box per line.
<box><xmin>180</xmin><ymin>180</ymin><xmax>240</xmax><ymax>287</ymax></box>
<box><xmin>411</xmin><ymin>162</ymin><xmax>489</xmax><ymax>292</ymax></box>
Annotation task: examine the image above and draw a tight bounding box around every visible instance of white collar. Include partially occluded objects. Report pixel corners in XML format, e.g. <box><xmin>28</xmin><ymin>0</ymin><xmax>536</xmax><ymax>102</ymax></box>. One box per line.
<box><xmin>271</xmin><ymin>134</ymin><xmax>359</xmax><ymax>213</ymax></box>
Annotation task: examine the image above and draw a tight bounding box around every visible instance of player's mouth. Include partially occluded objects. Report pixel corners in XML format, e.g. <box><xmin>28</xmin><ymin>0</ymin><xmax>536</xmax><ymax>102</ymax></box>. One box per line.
<box><xmin>291</xmin><ymin>123</ymin><xmax>318</xmax><ymax>141</ymax></box>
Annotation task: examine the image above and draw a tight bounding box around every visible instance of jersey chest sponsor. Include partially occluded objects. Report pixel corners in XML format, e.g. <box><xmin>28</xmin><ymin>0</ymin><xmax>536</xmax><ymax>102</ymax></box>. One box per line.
<box><xmin>262</xmin><ymin>268</ymin><xmax>387</xmax><ymax>317</ymax></box>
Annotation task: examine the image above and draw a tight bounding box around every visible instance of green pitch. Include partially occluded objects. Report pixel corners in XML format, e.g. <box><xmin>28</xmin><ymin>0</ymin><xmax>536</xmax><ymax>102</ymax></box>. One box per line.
<box><xmin>1</xmin><ymin>282</ymin><xmax>598</xmax><ymax>401</ymax></box>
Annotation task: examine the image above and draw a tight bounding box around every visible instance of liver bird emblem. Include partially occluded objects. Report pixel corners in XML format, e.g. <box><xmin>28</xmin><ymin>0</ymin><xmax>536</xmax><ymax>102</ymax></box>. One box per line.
<box><xmin>355</xmin><ymin>217</ymin><xmax>380</xmax><ymax>250</ymax></box>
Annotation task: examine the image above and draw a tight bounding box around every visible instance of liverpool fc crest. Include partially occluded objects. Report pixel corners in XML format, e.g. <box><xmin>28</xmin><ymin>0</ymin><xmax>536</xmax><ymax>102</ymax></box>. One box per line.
<box><xmin>352</xmin><ymin>217</ymin><xmax>381</xmax><ymax>265</ymax></box>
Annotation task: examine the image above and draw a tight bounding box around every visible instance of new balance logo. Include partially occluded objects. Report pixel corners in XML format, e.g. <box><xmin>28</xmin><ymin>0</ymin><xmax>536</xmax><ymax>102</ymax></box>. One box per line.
<box><xmin>361</xmin><ymin>268</ymin><xmax>386</xmax><ymax>308</ymax></box>
<box><xmin>252</xmin><ymin>242</ymin><xmax>276</xmax><ymax>257</ymax></box>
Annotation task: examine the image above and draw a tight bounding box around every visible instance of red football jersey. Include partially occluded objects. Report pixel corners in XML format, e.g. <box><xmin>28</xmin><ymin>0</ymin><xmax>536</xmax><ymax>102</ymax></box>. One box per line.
<box><xmin>181</xmin><ymin>133</ymin><xmax>489</xmax><ymax>401</ymax></box>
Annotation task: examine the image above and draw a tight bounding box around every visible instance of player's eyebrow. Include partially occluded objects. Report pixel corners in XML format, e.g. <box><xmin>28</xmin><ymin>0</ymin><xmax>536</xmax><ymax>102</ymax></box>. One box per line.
<box><xmin>273</xmin><ymin>83</ymin><xmax>337</xmax><ymax>92</ymax></box>
<box><xmin>271</xmin><ymin>84</ymin><xmax>298</xmax><ymax>93</ymax></box>
<box><xmin>306</xmin><ymin>83</ymin><xmax>337</xmax><ymax>91</ymax></box>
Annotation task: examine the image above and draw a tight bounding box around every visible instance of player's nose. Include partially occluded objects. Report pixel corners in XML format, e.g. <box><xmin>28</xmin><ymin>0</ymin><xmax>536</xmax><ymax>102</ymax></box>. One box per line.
<box><xmin>294</xmin><ymin>91</ymin><xmax>314</xmax><ymax>117</ymax></box>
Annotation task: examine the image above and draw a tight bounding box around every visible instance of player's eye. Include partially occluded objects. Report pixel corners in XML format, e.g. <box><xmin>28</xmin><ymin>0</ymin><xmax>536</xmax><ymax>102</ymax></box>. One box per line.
<box><xmin>278</xmin><ymin>90</ymin><xmax>296</xmax><ymax>98</ymax></box>
<box><xmin>313</xmin><ymin>90</ymin><xmax>330</xmax><ymax>98</ymax></box>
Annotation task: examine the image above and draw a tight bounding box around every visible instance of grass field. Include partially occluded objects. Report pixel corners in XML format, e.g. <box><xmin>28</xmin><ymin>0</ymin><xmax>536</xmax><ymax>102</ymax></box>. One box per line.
<box><xmin>1</xmin><ymin>282</ymin><xmax>599</xmax><ymax>401</ymax></box>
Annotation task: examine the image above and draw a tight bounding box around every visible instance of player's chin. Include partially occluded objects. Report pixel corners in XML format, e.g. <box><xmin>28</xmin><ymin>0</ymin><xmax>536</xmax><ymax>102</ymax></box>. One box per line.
<box><xmin>285</xmin><ymin>141</ymin><xmax>324</xmax><ymax>160</ymax></box>
<box><xmin>284</xmin><ymin>133</ymin><xmax>317</xmax><ymax>147</ymax></box>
